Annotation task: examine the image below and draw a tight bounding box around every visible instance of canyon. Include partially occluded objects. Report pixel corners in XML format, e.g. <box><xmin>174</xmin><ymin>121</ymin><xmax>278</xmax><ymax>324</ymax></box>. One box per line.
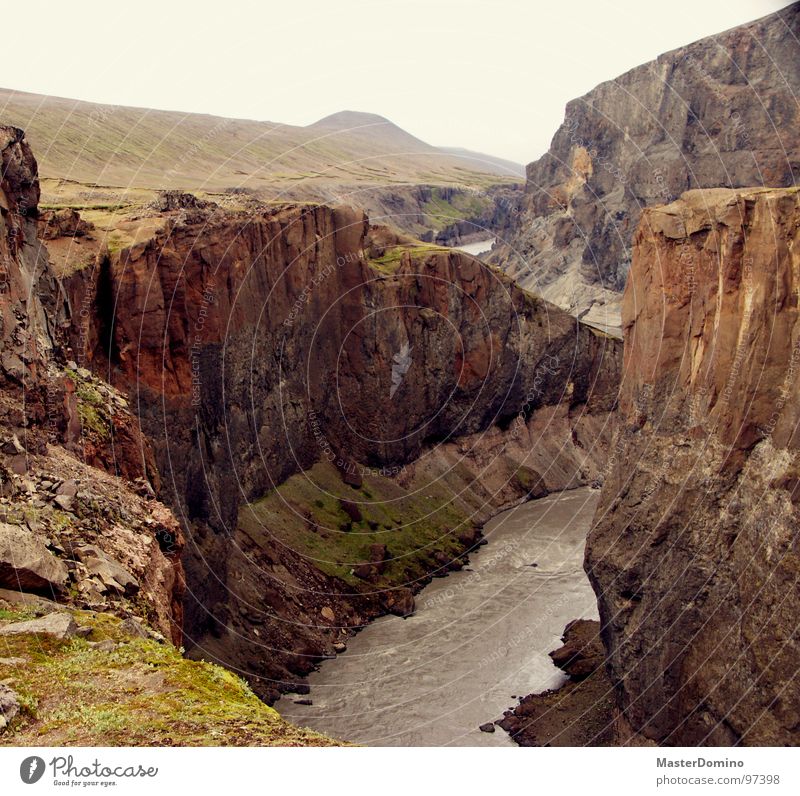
<box><xmin>0</xmin><ymin>120</ymin><xmax>621</xmax><ymax>736</ymax></box>
<box><xmin>1</xmin><ymin>2</ymin><xmax>799</xmax><ymax>750</ymax></box>
<box><xmin>52</xmin><ymin>190</ymin><xmax>620</xmax><ymax>700</ymax></box>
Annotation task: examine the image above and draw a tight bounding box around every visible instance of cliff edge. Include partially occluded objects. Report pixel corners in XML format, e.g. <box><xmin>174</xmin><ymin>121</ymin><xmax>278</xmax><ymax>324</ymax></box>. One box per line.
<box><xmin>586</xmin><ymin>186</ymin><xmax>800</xmax><ymax>745</ymax></box>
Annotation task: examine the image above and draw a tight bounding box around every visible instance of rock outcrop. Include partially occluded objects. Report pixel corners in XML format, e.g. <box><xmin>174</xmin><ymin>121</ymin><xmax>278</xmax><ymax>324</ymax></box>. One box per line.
<box><xmin>585</xmin><ymin>187</ymin><xmax>800</xmax><ymax>745</ymax></box>
<box><xmin>0</xmin><ymin>523</ymin><xmax>68</xmax><ymax>594</ymax></box>
<box><xmin>0</xmin><ymin>684</ymin><xmax>20</xmax><ymax>732</ymax></box>
<box><xmin>498</xmin><ymin>619</ymin><xmax>615</xmax><ymax>746</ymax></box>
<box><xmin>491</xmin><ymin>3</ymin><xmax>800</xmax><ymax>330</ymax></box>
<box><xmin>0</xmin><ymin>126</ymin><xmax>185</xmax><ymax>642</ymax></box>
<box><xmin>58</xmin><ymin>193</ymin><xmax>622</xmax><ymax>698</ymax></box>
<box><xmin>37</xmin><ymin>208</ymin><xmax>94</xmax><ymax>241</ymax></box>
<box><xmin>0</xmin><ymin>611</ymin><xmax>78</xmax><ymax>639</ymax></box>
<box><xmin>548</xmin><ymin>618</ymin><xmax>606</xmax><ymax>681</ymax></box>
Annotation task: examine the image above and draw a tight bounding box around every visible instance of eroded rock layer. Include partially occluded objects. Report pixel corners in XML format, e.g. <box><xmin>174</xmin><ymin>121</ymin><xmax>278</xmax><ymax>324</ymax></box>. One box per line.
<box><xmin>491</xmin><ymin>3</ymin><xmax>799</xmax><ymax>329</ymax></box>
<box><xmin>586</xmin><ymin>187</ymin><xmax>800</xmax><ymax>745</ymax></box>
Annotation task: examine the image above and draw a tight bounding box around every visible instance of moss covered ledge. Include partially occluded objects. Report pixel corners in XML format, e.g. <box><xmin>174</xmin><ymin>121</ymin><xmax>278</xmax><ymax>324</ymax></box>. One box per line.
<box><xmin>0</xmin><ymin>609</ymin><xmax>339</xmax><ymax>746</ymax></box>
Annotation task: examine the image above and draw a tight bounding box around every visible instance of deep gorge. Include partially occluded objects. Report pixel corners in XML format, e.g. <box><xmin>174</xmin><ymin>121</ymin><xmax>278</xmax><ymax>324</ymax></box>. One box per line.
<box><xmin>1</xmin><ymin>1</ymin><xmax>798</xmax><ymax>750</ymax></box>
<box><xmin>56</xmin><ymin>196</ymin><xmax>620</xmax><ymax>701</ymax></box>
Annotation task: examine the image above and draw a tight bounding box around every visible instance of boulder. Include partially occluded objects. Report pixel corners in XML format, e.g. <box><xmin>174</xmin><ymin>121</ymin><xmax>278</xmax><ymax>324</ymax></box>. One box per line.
<box><xmin>0</xmin><ymin>587</ymin><xmax>60</xmax><ymax>613</ymax></box>
<box><xmin>386</xmin><ymin>588</ymin><xmax>415</xmax><ymax>618</ymax></box>
<box><xmin>74</xmin><ymin>545</ymin><xmax>139</xmax><ymax>596</ymax></box>
<box><xmin>338</xmin><ymin>499</ymin><xmax>362</xmax><ymax>523</ymax></box>
<box><xmin>0</xmin><ymin>612</ymin><xmax>78</xmax><ymax>639</ymax></box>
<box><xmin>55</xmin><ymin>479</ymin><xmax>78</xmax><ymax>498</ymax></box>
<box><xmin>352</xmin><ymin>562</ymin><xmax>378</xmax><ymax>582</ymax></box>
<box><xmin>457</xmin><ymin>527</ymin><xmax>479</xmax><ymax>550</ymax></box>
<box><xmin>368</xmin><ymin>543</ymin><xmax>387</xmax><ymax>574</ymax></box>
<box><xmin>0</xmin><ymin>684</ymin><xmax>20</xmax><ymax>732</ymax></box>
<box><xmin>0</xmin><ymin>434</ymin><xmax>25</xmax><ymax>455</ymax></box>
<box><xmin>119</xmin><ymin>617</ymin><xmax>149</xmax><ymax>639</ymax></box>
<box><xmin>335</xmin><ymin>456</ymin><xmax>362</xmax><ymax>488</ymax></box>
<box><xmin>0</xmin><ymin>523</ymin><xmax>69</xmax><ymax>594</ymax></box>
<box><xmin>433</xmin><ymin>551</ymin><xmax>455</xmax><ymax>573</ymax></box>
<box><xmin>548</xmin><ymin>619</ymin><xmax>604</xmax><ymax>680</ymax></box>
<box><xmin>52</xmin><ymin>494</ymin><xmax>74</xmax><ymax>512</ymax></box>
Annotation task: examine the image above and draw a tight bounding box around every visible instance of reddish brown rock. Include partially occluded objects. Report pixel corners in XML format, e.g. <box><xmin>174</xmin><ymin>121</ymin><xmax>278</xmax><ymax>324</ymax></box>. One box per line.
<box><xmin>498</xmin><ymin>620</ymin><xmax>615</xmax><ymax>746</ymax></box>
<box><xmin>339</xmin><ymin>499</ymin><xmax>362</xmax><ymax>524</ymax></box>
<box><xmin>386</xmin><ymin>588</ymin><xmax>415</xmax><ymax>618</ymax></box>
<box><xmin>548</xmin><ymin>618</ymin><xmax>605</xmax><ymax>681</ymax></box>
<box><xmin>0</xmin><ymin>126</ymin><xmax>184</xmax><ymax>642</ymax></box>
<box><xmin>586</xmin><ymin>187</ymin><xmax>800</xmax><ymax>745</ymax></box>
<box><xmin>0</xmin><ymin>523</ymin><xmax>69</xmax><ymax>595</ymax></box>
<box><xmin>37</xmin><ymin>208</ymin><xmax>94</xmax><ymax>240</ymax></box>
<box><xmin>368</xmin><ymin>543</ymin><xmax>388</xmax><ymax>574</ymax></box>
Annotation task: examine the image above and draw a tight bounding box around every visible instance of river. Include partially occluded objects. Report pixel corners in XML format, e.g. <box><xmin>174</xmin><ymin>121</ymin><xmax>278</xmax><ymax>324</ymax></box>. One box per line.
<box><xmin>454</xmin><ymin>238</ymin><xmax>495</xmax><ymax>257</ymax></box>
<box><xmin>274</xmin><ymin>487</ymin><xmax>600</xmax><ymax>746</ymax></box>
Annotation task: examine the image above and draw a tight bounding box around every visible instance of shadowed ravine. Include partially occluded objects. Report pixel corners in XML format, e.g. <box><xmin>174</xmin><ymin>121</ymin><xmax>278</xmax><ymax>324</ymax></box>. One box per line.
<box><xmin>275</xmin><ymin>487</ymin><xmax>600</xmax><ymax>746</ymax></box>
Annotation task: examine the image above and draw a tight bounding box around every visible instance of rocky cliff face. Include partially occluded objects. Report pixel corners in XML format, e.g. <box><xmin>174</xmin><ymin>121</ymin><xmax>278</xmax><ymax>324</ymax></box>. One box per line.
<box><xmin>585</xmin><ymin>187</ymin><xmax>800</xmax><ymax>745</ymax></box>
<box><xmin>491</xmin><ymin>3</ymin><xmax>800</xmax><ymax>330</ymax></box>
<box><xmin>0</xmin><ymin>127</ymin><xmax>184</xmax><ymax>642</ymax></box>
<box><xmin>59</xmin><ymin>194</ymin><xmax>621</xmax><ymax>698</ymax></box>
<box><xmin>65</xmin><ymin>203</ymin><xmax>620</xmax><ymax>522</ymax></box>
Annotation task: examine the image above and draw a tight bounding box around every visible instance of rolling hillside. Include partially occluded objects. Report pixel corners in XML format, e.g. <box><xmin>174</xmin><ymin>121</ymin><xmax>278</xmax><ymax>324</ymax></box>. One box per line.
<box><xmin>0</xmin><ymin>89</ymin><xmax>519</xmax><ymax>209</ymax></box>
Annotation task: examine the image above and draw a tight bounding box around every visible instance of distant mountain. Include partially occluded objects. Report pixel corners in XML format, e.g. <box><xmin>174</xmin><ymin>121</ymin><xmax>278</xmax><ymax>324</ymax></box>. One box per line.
<box><xmin>490</xmin><ymin>2</ymin><xmax>800</xmax><ymax>330</ymax></box>
<box><xmin>307</xmin><ymin>110</ymin><xmax>433</xmax><ymax>151</ymax></box>
<box><xmin>309</xmin><ymin>114</ymin><xmax>525</xmax><ymax>177</ymax></box>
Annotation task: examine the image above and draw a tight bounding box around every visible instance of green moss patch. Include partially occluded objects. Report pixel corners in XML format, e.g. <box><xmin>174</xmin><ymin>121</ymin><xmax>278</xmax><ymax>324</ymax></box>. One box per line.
<box><xmin>369</xmin><ymin>243</ymin><xmax>450</xmax><ymax>274</ymax></box>
<box><xmin>0</xmin><ymin>611</ymin><xmax>338</xmax><ymax>746</ymax></box>
<box><xmin>420</xmin><ymin>187</ymin><xmax>492</xmax><ymax>234</ymax></box>
<box><xmin>66</xmin><ymin>368</ymin><xmax>113</xmax><ymax>440</ymax></box>
<box><xmin>239</xmin><ymin>460</ymin><xmax>487</xmax><ymax>588</ymax></box>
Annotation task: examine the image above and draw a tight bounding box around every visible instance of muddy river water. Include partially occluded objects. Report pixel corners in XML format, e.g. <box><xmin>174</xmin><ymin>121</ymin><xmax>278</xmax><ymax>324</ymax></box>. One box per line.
<box><xmin>275</xmin><ymin>487</ymin><xmax>600</xmax><ymax>746</ymax></box>
<box><xmin>454</xmin><ymin>238</ymin><xmax>495</xmax><ymax>257</ymax></box>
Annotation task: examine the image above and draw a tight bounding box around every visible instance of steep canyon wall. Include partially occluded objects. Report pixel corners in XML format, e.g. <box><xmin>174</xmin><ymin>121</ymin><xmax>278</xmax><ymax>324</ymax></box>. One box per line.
<box><xmin>586</xmin><ymin>187</ymin><xmax>800</xmax><ymax>745</ymax></box>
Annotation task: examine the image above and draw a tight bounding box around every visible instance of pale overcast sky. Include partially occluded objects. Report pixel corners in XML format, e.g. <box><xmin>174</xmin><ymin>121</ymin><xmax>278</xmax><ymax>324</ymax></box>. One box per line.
<box><xmin>1</xmin><ymin>0</ymin><xmax>792</xmax><ymax>163</ymax></box>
